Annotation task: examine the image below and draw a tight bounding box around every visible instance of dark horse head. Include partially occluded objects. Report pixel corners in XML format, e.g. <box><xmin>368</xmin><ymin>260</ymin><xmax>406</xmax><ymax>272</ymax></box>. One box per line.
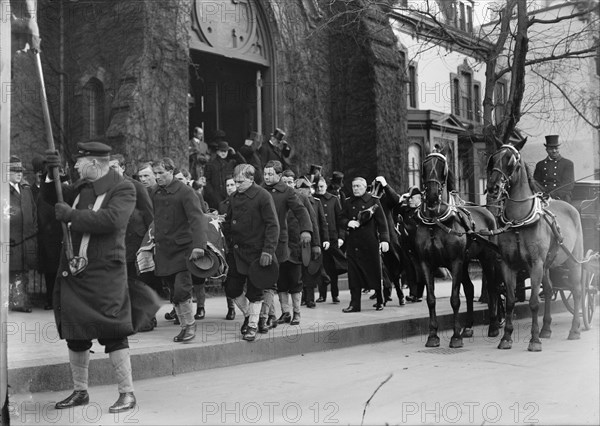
<box><xmin>422</xmin><ymin>153</ymin><xmax>449</xmax><ymax>213</ymax></box>
<box><xmin>486</xmin><ymin>140</ymin><xmax>526</xmax><ymax>202</ymax></box>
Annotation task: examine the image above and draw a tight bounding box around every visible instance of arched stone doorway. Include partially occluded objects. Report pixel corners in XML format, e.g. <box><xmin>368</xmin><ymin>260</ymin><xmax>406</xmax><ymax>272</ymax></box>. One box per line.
<box><xmin>189</xmin><ymin>0</ymin><xmax>275</xmax><ymax>149</ymax></box>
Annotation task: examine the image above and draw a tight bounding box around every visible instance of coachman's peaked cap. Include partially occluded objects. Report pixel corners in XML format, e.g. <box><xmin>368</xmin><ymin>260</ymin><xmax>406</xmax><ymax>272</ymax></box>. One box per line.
<box><xmin>76</xmin><ymin>142</ymin><xmax>112</xmax><ymax>158</ymax></box>
<box><xmin>9</xmin><ymin>156</ymin><xmax>24</xmax><ymax>172</ymax></box>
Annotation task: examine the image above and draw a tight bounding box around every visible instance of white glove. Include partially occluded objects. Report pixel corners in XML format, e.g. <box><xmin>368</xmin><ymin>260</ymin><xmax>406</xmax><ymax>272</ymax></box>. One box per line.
<box><xmin>348</xmin><ymin>220</ymin><xmax>360</xmax><ymax>229</ymax></box>
<box><xmin>379</xmin><ymin>242</ymin><xmax>389</xmax><ymax>253</ymax></box>
<box><xmin>323</xmin><ymin>241</ymin><xmax>330</xmax><ymax>250</ymax></box>
<box><xmin>338</xmin><ymin>238</ymin><xmax>344</xmax><ymax>247</ymax></box>
<box><xmin>375</xmin><ymin>176</ymin><xmax>388</xmax><ymax>187</ymax></box>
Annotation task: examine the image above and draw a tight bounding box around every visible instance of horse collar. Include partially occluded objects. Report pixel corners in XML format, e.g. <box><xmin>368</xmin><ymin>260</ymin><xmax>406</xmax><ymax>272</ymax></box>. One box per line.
<box><xmin>417</xmin><ymin>203</ymin><xmax>457</xmax><ymax>225</ymax></box>
<box><xmin>499</xmin><ymin>194</ymin><xmax>545</xmax><ymax>228</ymax></box>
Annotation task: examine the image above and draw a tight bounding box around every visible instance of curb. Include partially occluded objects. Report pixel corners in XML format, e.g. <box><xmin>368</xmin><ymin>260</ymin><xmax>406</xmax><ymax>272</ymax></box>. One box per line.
<box><xmin>9</xmin><ymin>299</ymin><xmax>568</xmax><ymax>394</ymax></box>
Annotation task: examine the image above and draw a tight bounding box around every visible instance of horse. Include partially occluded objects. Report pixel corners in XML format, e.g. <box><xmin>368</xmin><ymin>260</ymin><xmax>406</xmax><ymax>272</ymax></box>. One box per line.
<box><xmin>413</xmin><ymin>153</ymin><xmax>502</xmax><ymax>348</ymax></box>
<box><xmin>486</xmin><ymin>141</ymin><xmax>583</xmax><ymax>351</ymax></box>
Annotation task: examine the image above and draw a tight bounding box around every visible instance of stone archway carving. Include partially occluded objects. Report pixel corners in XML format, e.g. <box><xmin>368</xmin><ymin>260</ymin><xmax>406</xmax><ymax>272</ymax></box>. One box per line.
<box><xmin>191</xmin><ymin>0</ymin><xmax>272</xmax><ymax>66</ymax></box>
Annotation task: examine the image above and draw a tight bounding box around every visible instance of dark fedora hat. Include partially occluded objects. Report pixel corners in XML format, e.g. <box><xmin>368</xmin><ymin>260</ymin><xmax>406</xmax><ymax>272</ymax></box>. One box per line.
<box><xmin>217</xmin><ymin>140</ymin><xmax>230</xmax><ymax>152</ymax></box>
<box><xmin>544</xmin><ymin>135</ymin><xmax>560</xmax><ymax>147</ymax></box>
<box><xmin>271</xmin><ymin>128</ymin><xmax>286</xmax><ymax>141</ymax></box>
<box><xmin>248</xmin><ymin>258</ymin><xmax>279</xmax><ymax>289</ymax></box>
<box><xmin>187</xmin><ymin>250</ymin><xmax>220</xmax><ymax>279</ymax></box>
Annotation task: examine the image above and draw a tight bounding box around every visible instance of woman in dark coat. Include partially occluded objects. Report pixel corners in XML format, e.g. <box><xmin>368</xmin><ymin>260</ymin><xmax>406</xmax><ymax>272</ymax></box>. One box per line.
<box><xmin>338</xmin><ymin>177</ymin><xmax>389</xmax><ymax>312</ymax></box>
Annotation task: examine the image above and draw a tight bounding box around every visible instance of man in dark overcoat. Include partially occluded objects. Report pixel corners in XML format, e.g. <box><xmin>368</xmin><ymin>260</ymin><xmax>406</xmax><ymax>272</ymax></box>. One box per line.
<box><xmin>217</xmin><ymin>176</ymin><xmax>238</xmax><ymax>321</ymax></box>
<box><xmin>261</xmin><ymin>161</ymin><xmax>312</xmax><ymax>332</ymax></box>
<box><xmin>372</xmin><ymin>176</ymin><xmax>406</xmax><ymax>306</ymax></box>
<box><xmin>43</xmin><ymin>142</ymin><xmax>137</xmax><ymax>413</ymax></box>
<box><xmin>314</xmin><ymin>176</ymin><xmax>346</xmax><ymax>304</ymax></box>
<box><xmin>204</xmin><ymin>140</ymin><xmax>245</xmax><ymax>209</ymax></box>
<box><xmin>295</xmin><ymin>176</ymin><xmax>327</xmax><ymax>308</ymax></box>
<box><xmin>110</xmin><ymin>154</ymin><xmax>155</xmax><ymax>330</ymax></box>
<box><xmin>259</xmin><ymin>128</ymin><xmax>292</xmax><ymax>171</ymax></box>
<box><xmin>339</xmin><ymin>177</ymin><xmax>390</xmax><ymax>312</ymax></box>
<box><xmin>151</xmin><ymin>158</ymin><xmax>208</xmax><ymax>343</ymax></box>
<box><xmin>533</xmin><ymin>135</ymin><xmax>575</xmax><ymax>203</ymax></box>
<box><xmin>222</xmin><ymin>164</ymin><xmax>280</xmax><ymax>341</ymax></box>
<box><xmin>8</xmin><ymin>156</ymin><xmax>38</xmax><ymax>312</ymax></box>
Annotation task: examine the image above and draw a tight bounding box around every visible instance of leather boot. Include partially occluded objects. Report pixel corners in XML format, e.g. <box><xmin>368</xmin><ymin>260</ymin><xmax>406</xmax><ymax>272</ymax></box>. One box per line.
<box><xmin>258</xmin><ymin>317</ymin><xmax>269</xmax><ymax>334</ymax></box>
<box><xmin>55</xmin><ymin>390</ymin><xmax>89</xmax><ymax>409</ymax></box>
<box><xmin>290</xmin><ymin>312</ymin><xmax>301</xmax><ymax>325</ymax></box>
<box><xmin>266</xmin><ymin>314</ymin><xmax>278</xmax><ymax>329</ymax></box>
<box><xmin>56</xmin><ymin>349</ymin><xmax>90</xmax><ymax>409</ymax></box>
<box><xmin>240</xmin><ymin>316</ymin><xmax>250</xmax><ymax>335</ymax></box>
<box><xmin>164</xmin><ymin>307</ymin><xmax>177</xmax><ymax>320</ymax></box>
<box><xmin>225</xmin><ymin>308</ymin><xmax>236</xmax><ymax>320</ymax></box>
<box><xmin>173</xmin><ymin>323</ymin><xmax>197</xmax><ymax>342</ymax></box>
<box><xmin>277</xmin><ymin>312</ymin><xmax>291</xmax><ymax>324</ymax></box>
<box><xmin>194</xmin><ymin>307</ymin><xmax>205</xmax><ymax>320</ymax></box>
<box><xmin>243</xmin><ymin>327</ymin><xmax>258</xmax><ymax>342</ymax></box>
<box><xmin>109</xmin><ymin>392</ymin><xmax>136</xmax><ymax>413</ymax></box>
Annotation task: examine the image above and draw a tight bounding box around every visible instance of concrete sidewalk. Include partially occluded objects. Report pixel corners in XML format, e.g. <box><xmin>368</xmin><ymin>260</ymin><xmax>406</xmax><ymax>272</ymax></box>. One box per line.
<box><xmin>7</xmin><ymin>277</ymin><xmax>558</xmax><ymax>395</ymax></box>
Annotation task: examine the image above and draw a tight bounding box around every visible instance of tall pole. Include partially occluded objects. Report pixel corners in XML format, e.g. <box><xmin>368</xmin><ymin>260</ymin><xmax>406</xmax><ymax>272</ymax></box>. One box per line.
<box><xmin>32</xmin><ymin>49</ymin><xmax>74</xmax><ymax>261</ymax></box>
<box><xmin>1</xmin><ymin>1</ymin><xmax>12</xmax><ymax>422</ymax></box>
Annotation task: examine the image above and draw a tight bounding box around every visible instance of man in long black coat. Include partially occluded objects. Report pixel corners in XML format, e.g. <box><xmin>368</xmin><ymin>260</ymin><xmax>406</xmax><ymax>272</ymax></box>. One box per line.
<box><xmin>314</xmin><ymin>176</ymin><xmax>346</xmax><ymax>304</ymax></box>
<box><xmin>151</xmin><ymin>158</ymin><xmax>208</xmax><ymax>343</ymax></box>
<box><xmin>8</xmin><ymin>156</ymin><xmax>37</xmax><ymax>312</ymax></box>
<box><xmin>339</xmin><ymin>177</ymin><xmax>390</xmax><ymax>312</ymax></box>
<box><xmin>372</xmin><ymin>176</ymin><xmax>406</xmax><ymax>306</ymax></box>
<box><xmin>43</xmin><ymin>142</ymin><xmax>137</xmax><ymax>413</ymax></box>
<box><xmin>261</xmin><ymin>161</ymin><xmax>312</xmax><ymax>331</ymax></box>
<box><xmin>222</xmin><ymin>164</ymin><xmax>280</xmax><ymax>341</ymax></box>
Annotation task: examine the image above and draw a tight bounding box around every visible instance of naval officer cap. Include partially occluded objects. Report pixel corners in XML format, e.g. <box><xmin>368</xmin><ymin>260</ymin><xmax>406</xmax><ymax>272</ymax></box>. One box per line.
<box><xmin>75</xmin><ymin>142</ymin><xmax>112</xmax><ymax>158</ymax></box>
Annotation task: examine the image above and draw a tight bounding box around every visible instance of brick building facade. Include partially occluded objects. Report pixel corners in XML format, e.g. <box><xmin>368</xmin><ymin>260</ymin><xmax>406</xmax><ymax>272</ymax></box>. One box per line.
<box><xmin>10</xmin><ymin>0</ymin><xmax>407</xmax><ymax>191</ymax></box>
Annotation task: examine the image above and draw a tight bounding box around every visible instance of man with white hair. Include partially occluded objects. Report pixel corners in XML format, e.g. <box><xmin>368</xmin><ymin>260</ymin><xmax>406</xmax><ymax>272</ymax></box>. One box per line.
<box><xmin>339</xmin><ymin>177</ymin><xmax>390</xmax><ymax>312</ymax></box>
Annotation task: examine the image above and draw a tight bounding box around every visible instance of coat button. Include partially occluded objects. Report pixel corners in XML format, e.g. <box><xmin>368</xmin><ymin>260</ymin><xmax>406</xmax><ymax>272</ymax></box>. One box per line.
<box><xmin>62</xmin><ymin>271</ymin><xmax>68</xmax><ymax>277</ymax></box>
<box><xmin>234</xmin><ymin>244</ymin><xmax>238</xmax><ymax>249</ymax></box>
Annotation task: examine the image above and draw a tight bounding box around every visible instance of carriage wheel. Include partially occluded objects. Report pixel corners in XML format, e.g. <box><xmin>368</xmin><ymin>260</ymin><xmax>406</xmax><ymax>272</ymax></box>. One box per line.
<box><xmin>560</xmin><ymin>289</ymin><xmax>575</xmax><ymax>315</ymax></box>
<box><xmin>582</xmin><ymin>250</ymin><xmax>598</xmax><ymax>330</ymax></box>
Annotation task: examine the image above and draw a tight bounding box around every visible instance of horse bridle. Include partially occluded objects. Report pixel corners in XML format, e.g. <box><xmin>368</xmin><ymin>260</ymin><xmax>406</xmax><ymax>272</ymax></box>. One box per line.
<box><xmin>423</xmin><ymin>153</ymin><xmax>448</xmax><ymax>196</ymax></box>
<box><xmin>487</xmin><ymin>144</ymin><xmax>521</xmax><ymax>200</ymax></box>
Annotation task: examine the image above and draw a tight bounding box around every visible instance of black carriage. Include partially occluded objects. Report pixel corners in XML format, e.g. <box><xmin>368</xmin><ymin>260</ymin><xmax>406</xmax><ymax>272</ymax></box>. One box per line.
<box><xmin>554</xmin><ymin>180</ymin><xmax>600</xmax><ymax>330</ymax></box>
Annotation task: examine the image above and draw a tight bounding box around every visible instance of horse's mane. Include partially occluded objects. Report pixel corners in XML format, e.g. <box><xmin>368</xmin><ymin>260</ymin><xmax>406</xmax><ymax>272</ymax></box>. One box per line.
<box><xmin>523</xmin><ymin>161</ymin><xmax>543</xmax><ymax>194</ymax></box>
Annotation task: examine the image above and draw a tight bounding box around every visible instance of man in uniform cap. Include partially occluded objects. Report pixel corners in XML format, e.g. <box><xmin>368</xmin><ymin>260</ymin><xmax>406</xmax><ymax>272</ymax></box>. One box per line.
<box><xmin>43</xmin><ymin>142</ymin><xmax>138</xmax><ymax>412</ymax></box>
<box><xmin>533</xmin><ymin>135</ymin><xmax>574</xmax><ymax>203</ymax></box>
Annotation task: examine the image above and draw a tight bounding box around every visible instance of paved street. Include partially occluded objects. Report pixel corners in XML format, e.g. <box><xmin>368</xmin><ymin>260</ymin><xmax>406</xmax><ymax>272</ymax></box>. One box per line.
<box><xmin>9</xmin><ymin>310</ymin><xmax>599</xmax><ymax>425</ymax></box>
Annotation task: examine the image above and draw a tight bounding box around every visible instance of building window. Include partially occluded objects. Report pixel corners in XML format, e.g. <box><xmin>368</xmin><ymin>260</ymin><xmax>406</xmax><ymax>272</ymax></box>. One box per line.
<box><xmin>474</xmin><ymin>84</ymin><xmax>481</xmax><ymax>123</ymax></box>
<box><xmin>466</xmin><ymin>4</ymin><xmax>473</xmax><ymax>33</ymax></box>
<box><xmin>461</xmin><ymin>71</ymin><xmax>473</xmax><ymax>121</ymax></box>
<box><xmin>459</xmin><ymin>2</ymin><xmax>466</xmax><ymax>31</ymax></box>
<box><xmin>408</xmin><ymin>64</ymin><xmax>417</xmax><ymax>108</ymax></box>
<box><xmin>495</xmin><ymin>80</ymin><xmax>507</xmax><ymax>124</ymax></box>
<box><xmin>451</xmin><ymin>62</ymin><xmax>480</xmax><ymax>123</ymax></box>
<box><xmin>83</xmin><ymin>78</ymin><xmax>105</xmax><ymax>139</ymax></box>
<box><xmin>408</xmin><ymin>143</ymin><xmax>421</xmax><ymax>188</ymax></box>
<box><xmin>453</xmin><ymin>78</ymin><xmax>460</xmax><ymax>116</ymax></box>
